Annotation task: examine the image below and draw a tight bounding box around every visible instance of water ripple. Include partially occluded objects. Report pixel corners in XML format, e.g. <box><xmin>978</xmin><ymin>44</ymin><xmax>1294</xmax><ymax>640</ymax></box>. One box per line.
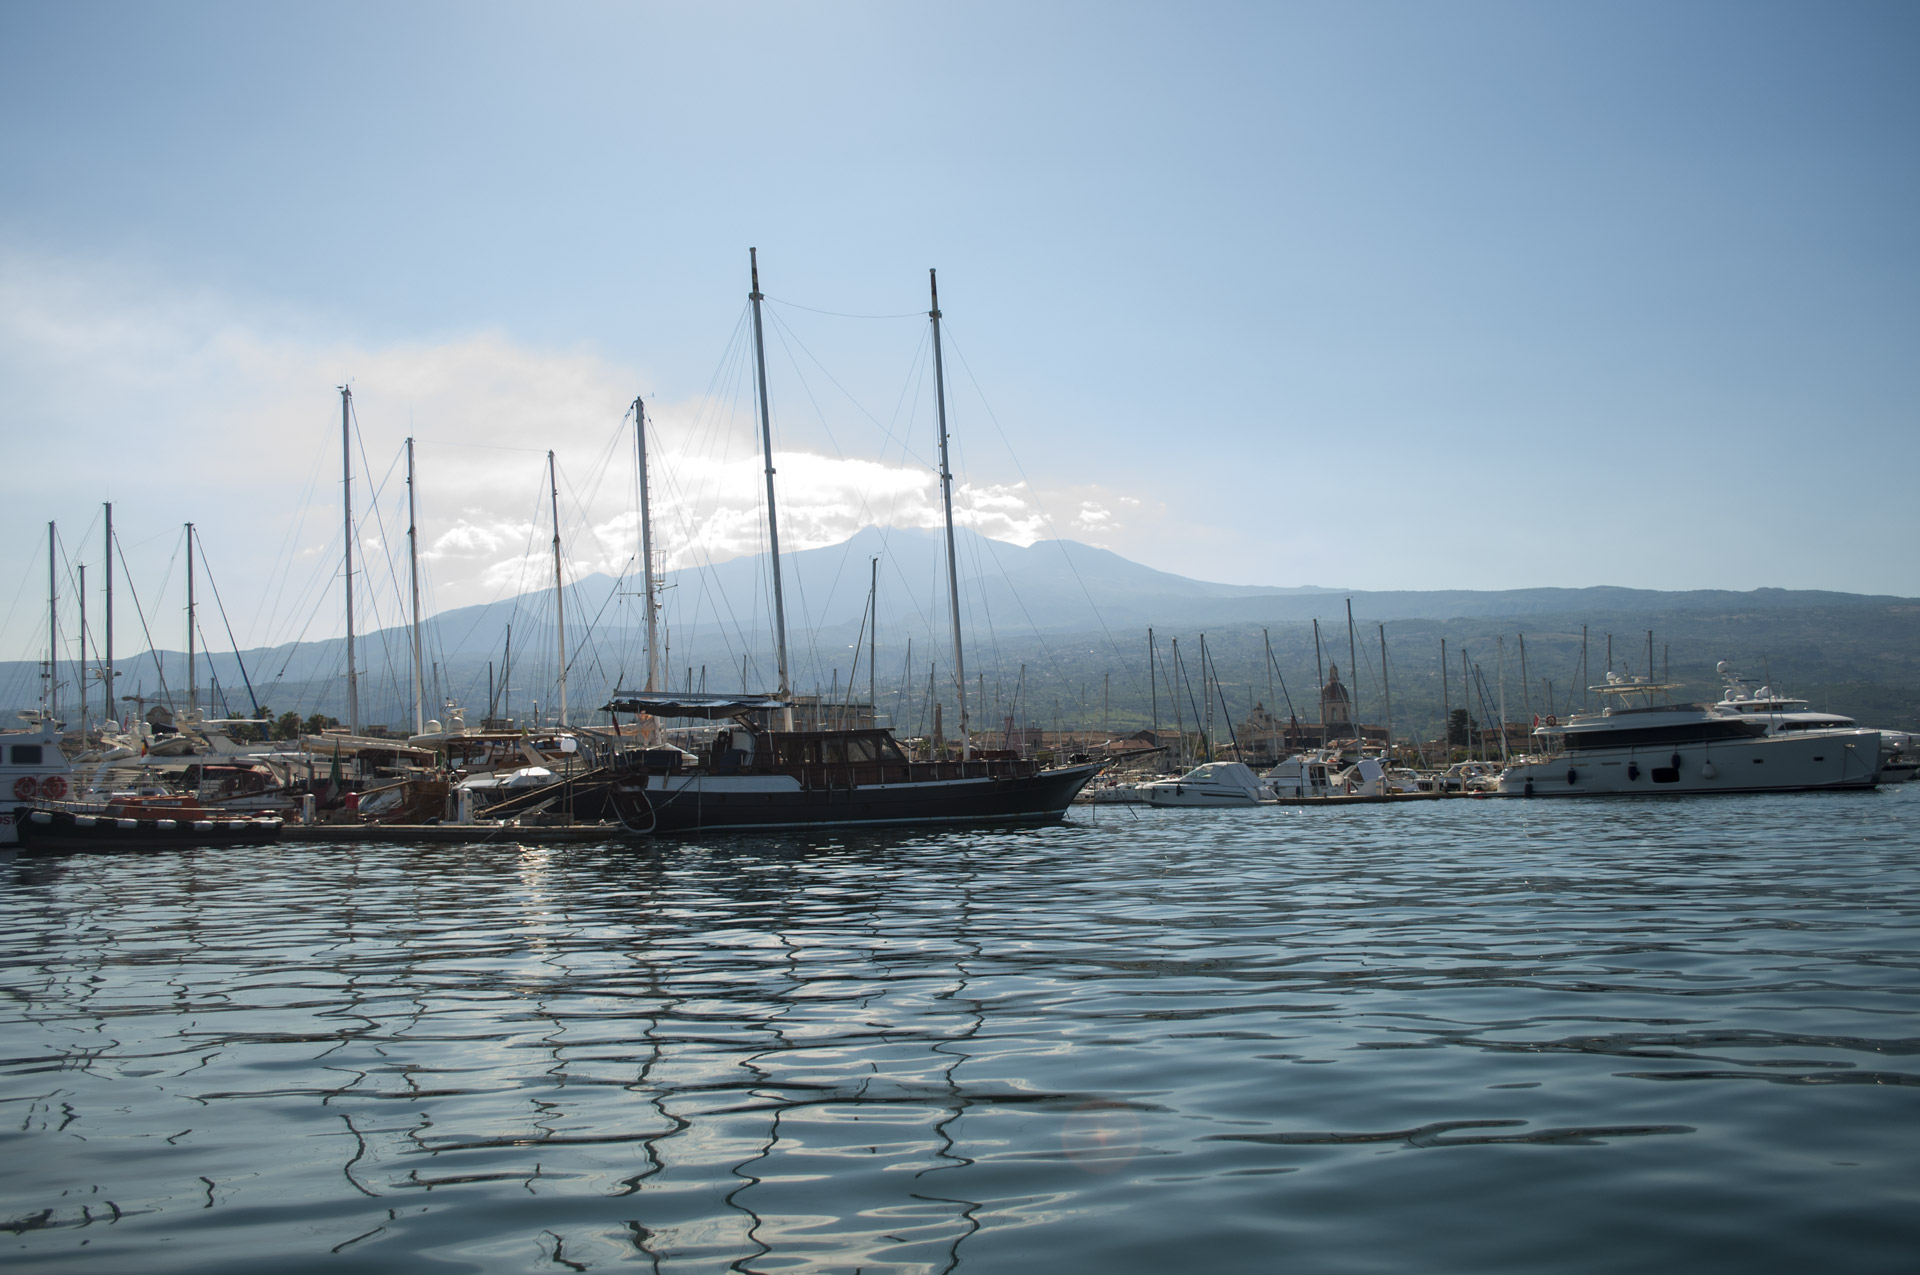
<box><xmin>4</xmin><ymin>788</ymin><xmax>1919</xmax><ymax>1272</ymax></box>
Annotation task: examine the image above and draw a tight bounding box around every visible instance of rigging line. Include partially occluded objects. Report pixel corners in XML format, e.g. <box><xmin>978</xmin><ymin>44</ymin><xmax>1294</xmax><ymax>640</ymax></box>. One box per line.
<box><xmin>113</xmin><ymin>533</ymin><xmax>173</xmax><ymax>707</ymax></box>
<box><xmin>939</xmin><ymin>324</ymin><xmax>1148</xmax><ymax>704</ymax></box>
<box><xmin>768</xmin><ymin>306</ymin><xmax>935</xmax><ymax>471</ymax></box>
<box><xmin>251</xmin><ymin>426</ymin><xmax>332</xmax><ymax>639</ymax></box>
<box><xmin>764</xmin><ymin>295</ymin><xmax>923</xmax><ymax>320</ymax></box>
<box><xmin>1265</xmin><ymin>639</ymin><xmax>1299</xmax><ymax>722</ymax></box>
<box><xmin>1177</xmin><ymin>645</ymin><xmax>1207</xmax><ymax>759</ymax></box>
<box><xmin>196</xmin><ymin>538</ymin><xmax>263</xmax><ymax>718</ymax></box>
<box><xmin>563</xmin><ymin>552</ymin><xmax>635</xmax><ymax>680</ymax></box>
<box><xmin>761</xmin><ymin>315</ymin><xmax>842</xmax><ymax>656</ymax></box>
<box><xmin>407</xmin><ymin>437</ymin><xmax>552</xmax><ymax>454</ymax></box>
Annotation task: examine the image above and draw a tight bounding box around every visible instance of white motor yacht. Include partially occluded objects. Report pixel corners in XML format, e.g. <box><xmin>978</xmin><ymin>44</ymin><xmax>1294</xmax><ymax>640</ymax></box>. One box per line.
<box><xmin>1138</xmin><ymin>761</ymin><xmax>1267</xmax><ymax>807</ymax></box>
<box><xmin>1262</xmin><ymin>753</ymin><xmax>1338</xmax><ymax>799</ymax></box>
<box><xmin>1497</xmin><ymin>673</ymin><xmax>1881</xmax><ymax>796</ymax></box>
<box><xmin>1713</xmin><ymin>663</ymin><xmax>1916</xmax><ymax>783</ymax></box>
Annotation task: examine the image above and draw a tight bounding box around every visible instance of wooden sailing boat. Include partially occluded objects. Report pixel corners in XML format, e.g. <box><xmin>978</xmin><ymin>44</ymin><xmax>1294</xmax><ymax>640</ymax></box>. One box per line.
<box><xmin>601</xmin><ymin>253</ymin><xmax>1099</xmax><ymax>833</ymax></box>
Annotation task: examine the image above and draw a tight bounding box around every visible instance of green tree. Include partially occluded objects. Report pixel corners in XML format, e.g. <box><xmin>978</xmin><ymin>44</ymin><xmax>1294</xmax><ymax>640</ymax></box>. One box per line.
<box><xmin>276</xmin><ymin>711</ymin><xmax>303</xmax><ymax>740</ymax></box>
<box><xmin>1446</xmin><ymin>708</ymin><xmax>1478</xmax><ymax>746</ymax></box>
<box><xmin>302</xmin><ymin>712</ymin><xmax>340</xmax><ymax>736</ymax></box>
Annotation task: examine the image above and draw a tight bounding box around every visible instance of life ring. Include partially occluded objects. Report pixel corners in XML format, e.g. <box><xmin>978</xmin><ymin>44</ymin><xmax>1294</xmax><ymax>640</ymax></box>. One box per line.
<box><xmin>12</xmin><ymin>776</ymin><xmax>37</xmax><ymax>801</ymax></box>
<box><xmin>38</xmin><ymin>775</ymin><xmax>67</xmax><ymax>800</ymax></box>
<box><xmin>1545</xmin><ymin>714</ymin><xmax>1558</xmax><ymax>727</ymax></box>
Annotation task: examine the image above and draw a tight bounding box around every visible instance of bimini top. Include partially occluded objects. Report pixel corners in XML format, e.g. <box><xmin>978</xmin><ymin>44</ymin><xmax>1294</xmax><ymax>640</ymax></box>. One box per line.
<box><xmin>601</xmin><ymin>691</ymin><xmax>790</xmax><ymax>720</ymax></box>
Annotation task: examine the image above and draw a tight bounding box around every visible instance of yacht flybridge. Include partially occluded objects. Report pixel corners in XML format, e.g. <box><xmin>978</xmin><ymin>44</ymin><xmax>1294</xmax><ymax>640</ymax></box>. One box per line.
<box><xmin>1496</xmin><ymin>672</ymin><xmax>1882</xmax><ymax>796</ymax></box>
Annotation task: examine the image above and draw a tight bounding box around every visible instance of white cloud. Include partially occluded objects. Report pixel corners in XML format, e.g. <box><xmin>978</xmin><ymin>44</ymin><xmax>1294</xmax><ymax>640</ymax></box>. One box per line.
<box><xmin>0</xmin><ymin>248</ymin><xmax>1154</xmax><ymax>654</ymax></box>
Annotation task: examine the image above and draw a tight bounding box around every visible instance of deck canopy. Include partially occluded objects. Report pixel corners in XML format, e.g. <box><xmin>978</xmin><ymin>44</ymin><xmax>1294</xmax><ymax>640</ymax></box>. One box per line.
<box><xmin>601</xmin><ymin>692</ymin><xmax>790</xmax><ymax>720</ymax></box>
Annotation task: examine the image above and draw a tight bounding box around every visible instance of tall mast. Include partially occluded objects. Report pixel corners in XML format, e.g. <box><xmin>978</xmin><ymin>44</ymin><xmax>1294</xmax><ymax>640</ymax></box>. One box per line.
<box><xmin>1311</xmin><ymin>618</ymin><xmax>1325</xmax><ymax>738</ymax></box>
<box><xmin>407</xmin><ymin>437</ymin><xmax>425</xmax><ymax>734</ymax></box>
<box><xmin>549</xmin><ymin>450</ymin><xmax>568</xmax><ymax>727</ymax></box>
<box><xmin>78</xmin><ymin>564</ymin><xmax>87</xmax><ymax>733</ymax></box>
<box><xmin>103</xmin><ymin>503</ymin><xmax>114</xmax><ymax>730</ymax></box>
<box><xmin>747</xmin><ymin>248</ymin><xmax>793</xmax><ymax>730</ymax></box>
<box><xmin>868</xmin><ymin>554</ymin><xmax>879</xmax><ymax>721</ymax></box>
<box><xmin>1263</xmin><ymin>628</ymin><xmax>1276</xmax><ymax>756</ymax></box>
<box><xmin>929</xmin><ymin>269</ymin><xmax>970</xmax><ymax>760</ymax></box>
<box><xmin>185</xmin><ymin>522</ymin><xmax>196</xmax><ymax>717</ymax></box>
<box><xmin>1170</xmin><ymin>638</ymin><xmax>1185</xmax><ymax>769</ymax></box>
<box><xmin>634</xmin><ymin>396</ymin><xmax>661</xmax><ymax>694</ymax></box>
<box><xmin>46</xmin><ymin>523</ymin><xmax>57</xmax><ymax>725</ymax></box>
<box><xmin>1200</xmin><ymin>633</ymin><xmax>1214</xmax><ymax>760</ymax></box>
<box><xmin>1148</xmin><ymin>628</ymin><xmax>1159</xmax><ymax>745</ymax></box>
<box><xmin>1496</xmin><ymin>636</ymin><xmax>1509</xmax><ymax>764</ymax></box>
<box><xmin>1379</xmin><ymin>623</ymin><xmax>1392</xmax><ymax>766</ymax></box>
<box><xmin>341</xmin><ymin>385</ymin><xmax>359</xmax><ymax>735</ymax></box>
<box><xmin>1440</xmin><ymin>638</ymin><xmax>1450</xmax><ymax>753</ymax></box>
<box><xmin>1461</xmin><ymin>647</ymin><xmax>1472</xmax><ymax>761</ymax></box>
<box><xmin>1346</xmin><ymin>597</ymin><xmax>1360</xmax><ymax>746</ymax></box>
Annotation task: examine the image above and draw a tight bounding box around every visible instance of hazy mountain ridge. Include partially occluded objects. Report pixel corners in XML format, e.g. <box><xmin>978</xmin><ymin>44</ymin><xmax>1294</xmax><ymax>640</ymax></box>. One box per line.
<box><xmin>6</xmin><ymin>528</ymin><xmax>1915</xmax><ymax>732</ymax></box>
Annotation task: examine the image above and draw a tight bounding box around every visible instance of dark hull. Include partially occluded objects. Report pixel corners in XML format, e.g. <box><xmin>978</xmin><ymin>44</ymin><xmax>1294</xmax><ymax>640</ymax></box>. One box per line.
<box><xmin>610</xmin><ymin>764</ymin><xmax>1100</xmax><ymax>834</ymax></box>
<box><xmin>9</xmin><ymin>805</ymin><xmax>284</xmax><ymax>852</ymax></box>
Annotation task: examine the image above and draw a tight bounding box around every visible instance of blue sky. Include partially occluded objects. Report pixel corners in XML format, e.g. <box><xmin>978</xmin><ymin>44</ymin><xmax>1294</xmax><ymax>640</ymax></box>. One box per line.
<box><xmin>1</xmin><ymin>1</ymin><xmax>1915</xmax><ymax>661</ymax></box>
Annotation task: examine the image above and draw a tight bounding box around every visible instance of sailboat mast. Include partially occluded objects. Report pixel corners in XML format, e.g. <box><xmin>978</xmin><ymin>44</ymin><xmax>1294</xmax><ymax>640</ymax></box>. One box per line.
<box><xmin>1147</xmin><ymin>628</ymin><xmax>1159</xmax><ymax>743</ymax></box>
<box><xmin>1497</xmin><ymin>636</ymin><xmax>1509</xmax><ymax>764</ymax></box>
<box><xmin>1200</xmin><ymin>633</ymin><xmax>1214</xmax><ymax>760</ymax></box>
<box><xmin>747</xmin><ymin>248</ymin><xmax>794</xmax><ymax>730</ymax></box>
<box><xmin>46</xmin><ymin>522</ymin><xmax>56</xmax><ymax>724</ymax></box>
<box><xmin>185</xmin><ymin>521</ymin><xmax>196</xmax><ymax>717</ymax></box>
<box><xmin>1346</xmin><ymin>597</ymin><xmax>1360</xmax><ymax>747</ymax></box>
<box><xmin>868</xmin><ymin>555</ymin><xmax>878</xmax><ymax>721</ymax></box>
<box><xmin>78</xmin><ymin>564</ymin><xmax>87</xmax><ymax>733</ymax></box>
<box><xmin>1170</xmin><ymin>637</ymin><xmax>1185</xmax><ymax>769</ymax></box>
<box><xmin>103</xmin><ymin>503</ymin><xmax>114</xmax><ymax>730</ymax></box>
<box><xmin>1311</xmin><ymin>618</ymin><xmax>1325</xmax><ymax>739</ymax></box>
<box><xmin>928</xmin><ymin>269</ymin><xmax>971</xmax><ymax>760</ymax></box>
<box><xmin>634</xmin><ymin>396</ymin><xmax>661</xmax><ymax>694</ymax></box>
<box><xmin>1379</xmin><ymin>624</ymin><xmax>1392</xmax><ymax>766</ymax></box>
<box><xmin>407</xmin><ymin>437</ymin><xmax>425</xmax><ymax>734</ymax></box>
<box><xmin>549</xmin><ymin>450</ymin><xmax>568</xmax><ymax>727</ymax></box>
<box><xmin>341</xmin><ymin>385</ymin><xmax>360</xmax><ymax>735</ymax></box>
<box><xmin>1264</xmin><ymin>628</ymin><xmax>1276</xmax><ymax>756</ymax></box>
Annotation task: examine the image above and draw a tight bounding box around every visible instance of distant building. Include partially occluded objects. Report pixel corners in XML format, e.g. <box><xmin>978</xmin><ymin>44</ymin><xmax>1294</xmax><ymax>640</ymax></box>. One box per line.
<box><xmin>1320</xmin><ymin>664</ymin><xmax>1352</xmax><ymax>729</ymax></box>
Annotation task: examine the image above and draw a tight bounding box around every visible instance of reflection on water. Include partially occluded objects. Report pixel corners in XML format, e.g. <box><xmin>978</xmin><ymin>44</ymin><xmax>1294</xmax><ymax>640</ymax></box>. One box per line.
<box><xmin>6</xmin><ymin>790</ymin><xmax>1920</xmax><ymax>1272</ymax></box>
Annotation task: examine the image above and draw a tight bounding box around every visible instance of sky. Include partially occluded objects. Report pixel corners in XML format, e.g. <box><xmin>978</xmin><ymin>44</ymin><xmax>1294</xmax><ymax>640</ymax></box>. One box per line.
<box><xmin>2</xmin><ymin>0</ymin><xmax>1915</xmax><ymax>666</ymax></box>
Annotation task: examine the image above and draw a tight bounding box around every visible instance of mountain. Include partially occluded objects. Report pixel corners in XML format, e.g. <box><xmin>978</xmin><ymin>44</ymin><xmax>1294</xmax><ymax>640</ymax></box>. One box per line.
<box><xmin>6</xmin><ymin>528</ymin><xmax>1916</xmax><ymax>733</ymax></box>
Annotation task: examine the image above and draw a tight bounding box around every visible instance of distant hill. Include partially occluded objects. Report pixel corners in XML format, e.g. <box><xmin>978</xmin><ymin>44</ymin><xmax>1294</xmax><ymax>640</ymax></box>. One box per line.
<box><xmin>6</xmin><ymin>527</ymin><xmax>1915</xmax><ymax>734</ymax></box>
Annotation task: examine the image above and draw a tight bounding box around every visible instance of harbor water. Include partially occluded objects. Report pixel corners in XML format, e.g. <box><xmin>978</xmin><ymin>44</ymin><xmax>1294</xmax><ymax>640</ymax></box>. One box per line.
<box><xmin>6</xmin><ymin>787</ymin><xmax>1920</xmax><ymax>1272</ymax></box>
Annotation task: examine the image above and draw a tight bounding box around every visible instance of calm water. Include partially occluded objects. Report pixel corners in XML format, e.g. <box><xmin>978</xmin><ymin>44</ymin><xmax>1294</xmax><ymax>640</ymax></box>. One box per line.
<box><xmin>5</xmin><ymin>788</ymin><xmax>1920</xmax><ymax>1273</ymax></box>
